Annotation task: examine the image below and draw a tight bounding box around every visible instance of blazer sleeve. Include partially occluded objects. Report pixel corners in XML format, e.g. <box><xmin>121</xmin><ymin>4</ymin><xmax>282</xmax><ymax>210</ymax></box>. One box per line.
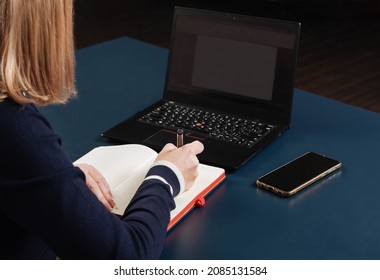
<box><xmin>0</xmin><ymin>101</ymin><xmax>180</xmax><ymax>259</ymax></box>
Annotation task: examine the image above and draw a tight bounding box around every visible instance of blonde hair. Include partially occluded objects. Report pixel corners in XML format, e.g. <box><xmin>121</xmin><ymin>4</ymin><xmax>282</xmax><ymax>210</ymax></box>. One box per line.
<box><xmin>0</xmin><ymin>0</ymin><xmax>76</xmax><ymax>105</ymax></box>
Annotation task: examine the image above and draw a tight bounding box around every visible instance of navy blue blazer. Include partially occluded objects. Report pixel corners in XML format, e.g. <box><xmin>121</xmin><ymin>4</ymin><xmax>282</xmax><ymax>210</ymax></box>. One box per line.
<box><xmin>0</xmin><ymin>99</ymin><xmax>181</xmax><ymax>259</ymax></box>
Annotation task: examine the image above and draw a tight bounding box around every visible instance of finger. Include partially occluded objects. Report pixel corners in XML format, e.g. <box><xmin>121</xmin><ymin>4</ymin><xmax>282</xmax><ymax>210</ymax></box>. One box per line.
<box><xmin>87</xmin><ymin>167</ymin><xmax>115</xmax><ymax>208</ymax></box>
<box><xmin>92</xmin><ymin>186</ymin><xmax>114</xmax><ymax>211</ymax></box>
<box><xmin>161</xmin><ymin>143</ymin><xmax>177</xmax><ymax>152</ymax></box>
<box><xmin>96</xmin><ymin>181</ymin><xmax>115</xmax><ymax>209</ymax></box>
<box><xmin>87</xmin><ymin>166</ymin><xmax>112</xmax><ymax>196</ymax></box>
<box><xmin>86</xmin><ymin>176</ymin><xmax>114</xmax><ymax>211</ymax></box>
<box><xmin>182</xmin><ymin>140</ymin><xmax>204</xmax><ymax>155</ymax></box>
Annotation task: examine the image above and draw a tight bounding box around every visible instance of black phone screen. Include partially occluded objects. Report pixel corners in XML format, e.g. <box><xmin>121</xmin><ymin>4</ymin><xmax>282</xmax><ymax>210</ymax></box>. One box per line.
<box><xmin>257</xmin><ymin>152</ymin><xmax>341</xmax><ymax>194</ymax></box>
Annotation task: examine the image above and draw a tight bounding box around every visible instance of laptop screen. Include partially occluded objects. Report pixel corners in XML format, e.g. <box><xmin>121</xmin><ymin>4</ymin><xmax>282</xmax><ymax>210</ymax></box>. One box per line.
<box><xmin>165</xmin><ymin>10</ymin><xmax>300</xmax><ymax>114</ymax></box>
<box><xmin>192</xmin><ymin>35</ymin><xmax>277</xmax><ymax>101</ymax></box>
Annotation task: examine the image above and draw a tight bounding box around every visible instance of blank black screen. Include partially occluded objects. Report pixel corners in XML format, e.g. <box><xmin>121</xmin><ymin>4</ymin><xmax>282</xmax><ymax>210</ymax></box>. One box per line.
<box><xmin>166</xmin><ymin>14</ymin><xmax>298</xmax><ymax>108</ymax></box>
<box><xmin>258</xmin><ymin>152</ymin><xmax>341</xmax><ymax>192</ymax></box>
<box><xmin>192</xmin><ymin>36</ymin><xmax>277</xmax><ymax>100</ymax></box>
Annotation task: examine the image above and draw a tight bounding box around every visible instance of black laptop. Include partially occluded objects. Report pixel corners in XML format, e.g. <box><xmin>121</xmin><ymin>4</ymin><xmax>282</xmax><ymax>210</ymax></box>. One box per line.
<box><xmin>102</xmin><ymin>6</ymin><xmax>301</xmax><ymax>170</ymax></box>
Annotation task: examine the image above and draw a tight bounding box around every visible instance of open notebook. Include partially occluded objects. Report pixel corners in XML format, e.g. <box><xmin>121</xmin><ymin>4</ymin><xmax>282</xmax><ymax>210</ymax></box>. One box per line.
<box><xmin>74</xmin><ymin>144</ymin><xmax>225</xmax><ymax>230</ymax></box>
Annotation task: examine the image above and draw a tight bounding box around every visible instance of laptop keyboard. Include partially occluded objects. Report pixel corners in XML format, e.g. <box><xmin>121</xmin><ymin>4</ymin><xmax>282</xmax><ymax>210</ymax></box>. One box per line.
<box><xmin>137</xmin><ymin>102</ymin><xmax>276</xmax><ymax>148</ymax></box>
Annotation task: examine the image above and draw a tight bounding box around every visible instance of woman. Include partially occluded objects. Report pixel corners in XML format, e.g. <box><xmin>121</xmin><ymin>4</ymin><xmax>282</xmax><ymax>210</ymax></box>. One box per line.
<box><xmin>0</xmin><ymin>0</ymin><xmax>203</xmax><ymax>259</ymax></box>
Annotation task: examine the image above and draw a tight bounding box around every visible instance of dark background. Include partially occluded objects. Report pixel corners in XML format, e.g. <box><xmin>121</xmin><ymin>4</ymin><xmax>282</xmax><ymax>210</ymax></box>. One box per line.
<box><xmin>73</xmin><ymin>0</ymin><xmax>380</xmax><ymax>113</ymax></box>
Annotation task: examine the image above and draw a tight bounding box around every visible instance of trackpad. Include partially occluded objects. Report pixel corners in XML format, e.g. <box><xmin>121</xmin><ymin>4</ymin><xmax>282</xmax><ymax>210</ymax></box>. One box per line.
<box><xmin>143</xmin><ymin>129</ymin><xmax>207</xmax><ymax>149</ymax></box>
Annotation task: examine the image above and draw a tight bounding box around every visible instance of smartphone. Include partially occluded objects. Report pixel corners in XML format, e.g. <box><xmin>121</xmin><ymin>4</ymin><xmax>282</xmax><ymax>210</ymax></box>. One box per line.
<box><xmin>256</xmin><ymin>152</ymin><xmax>342</xmax><ymax>197</ymax></box>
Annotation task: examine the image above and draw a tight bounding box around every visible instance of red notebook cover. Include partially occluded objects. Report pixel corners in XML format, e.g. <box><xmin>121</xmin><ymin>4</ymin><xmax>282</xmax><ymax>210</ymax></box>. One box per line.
<box><xmin>168</xmin><ymin>169</ymin><xmax>225</xmax><ymax>231</ymax></box>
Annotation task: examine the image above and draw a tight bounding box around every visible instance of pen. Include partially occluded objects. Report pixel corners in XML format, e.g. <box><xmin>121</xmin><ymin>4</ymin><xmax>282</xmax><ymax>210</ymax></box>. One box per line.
<box><xmin>176</xmin><ymin>128</ymin><xmax>184</xmax><ymax>148</ymax></box>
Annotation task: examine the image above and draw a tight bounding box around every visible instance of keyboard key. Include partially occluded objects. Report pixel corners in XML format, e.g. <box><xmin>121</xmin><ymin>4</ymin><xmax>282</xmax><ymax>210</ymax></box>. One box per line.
<box><xmin>138</xmin><ymin>102</ymin><xmax>276</xmax><ymax>148</ymax></box>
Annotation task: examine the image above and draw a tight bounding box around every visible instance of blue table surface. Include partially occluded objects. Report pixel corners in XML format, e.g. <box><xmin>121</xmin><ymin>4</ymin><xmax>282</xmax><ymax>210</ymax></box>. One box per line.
<box><xmin>42</xmin><ymin>37</ymin><xmax>380</xmax><ymax>260</ymax></box>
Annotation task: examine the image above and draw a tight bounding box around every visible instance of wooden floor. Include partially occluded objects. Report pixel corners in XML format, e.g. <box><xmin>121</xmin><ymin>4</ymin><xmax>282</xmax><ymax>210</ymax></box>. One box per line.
<box><xmin>74</xmin><ymin>1</ymin><xmax>380</xmax><ymax>113</ymax></box>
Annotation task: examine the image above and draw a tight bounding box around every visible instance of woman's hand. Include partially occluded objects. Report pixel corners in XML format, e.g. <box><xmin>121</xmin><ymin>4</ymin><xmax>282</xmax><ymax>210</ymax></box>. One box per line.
<box><xmin>155</xmin><ymin>140</ymin><xmax>204</xmax><ymax>192</ymax></box>
<box><xmin>75</xmin><ymin>163</ymin><xmax>115</xmax><ymax>211</ymax></box>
